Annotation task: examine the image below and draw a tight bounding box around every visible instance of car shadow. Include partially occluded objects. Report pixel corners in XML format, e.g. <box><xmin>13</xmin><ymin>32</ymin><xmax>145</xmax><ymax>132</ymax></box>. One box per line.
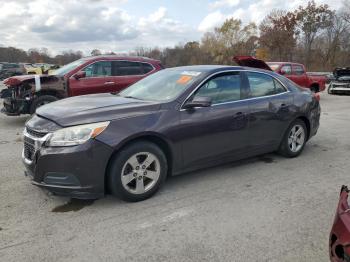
<box><xmin>70</xmin><ymin>153</ymin><xmax>284</xmax><ymax>211</ymax></box>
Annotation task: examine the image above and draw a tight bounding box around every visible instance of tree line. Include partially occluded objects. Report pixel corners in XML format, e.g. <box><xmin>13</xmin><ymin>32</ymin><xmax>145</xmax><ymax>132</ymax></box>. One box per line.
<box><xmin>1</xmin><ymin>0</ymin><xmax>349</xmax><ymax>71</ymax></box>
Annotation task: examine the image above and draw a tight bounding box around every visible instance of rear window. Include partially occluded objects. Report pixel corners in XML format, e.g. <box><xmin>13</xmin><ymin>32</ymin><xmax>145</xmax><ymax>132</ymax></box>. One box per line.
<box><xmin>114</xmin><ymin>61</ymin><xmax>143</xmax><ymax>76</ymax></box>
<box><xmin>293</xmin><ymin>65</ymin><xmax>305</xmax><ymax>75</ymax></box>
<box><xmin>141</xmin><ymin>63</ymin><xmax>154</xmax><ymax>74</ymax></box>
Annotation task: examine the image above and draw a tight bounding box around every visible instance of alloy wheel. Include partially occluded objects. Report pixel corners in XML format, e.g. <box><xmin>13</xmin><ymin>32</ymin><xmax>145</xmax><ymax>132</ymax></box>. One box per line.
<box><xmin>121</xmin><ymin>152</ymin><xmax>161</xmax><ymax>194</ymax></box>
<box><xmin>288</xmin><ymin>124</ymin><xmax>305</xmax><ymax>153</ymax></box>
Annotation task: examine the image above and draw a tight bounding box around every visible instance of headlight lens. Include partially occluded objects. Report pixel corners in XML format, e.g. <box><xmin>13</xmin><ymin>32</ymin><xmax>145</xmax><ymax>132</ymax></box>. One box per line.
<box><xmin>46</xmin><ymin>121</ymin><xmax>110</xmax><ymax>147</ymax></box>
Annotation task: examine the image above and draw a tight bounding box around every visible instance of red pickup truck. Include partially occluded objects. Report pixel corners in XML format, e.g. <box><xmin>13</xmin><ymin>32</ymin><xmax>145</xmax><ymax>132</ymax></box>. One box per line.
<box><xmin>0</xmin><ymin>55</ymin><xmax>163</xmax><ymax>115</ymax></box>
<box><xmin>233</xmin><ymin>56</ymin><xmax>326</xmax><ymax>92</ymax></box>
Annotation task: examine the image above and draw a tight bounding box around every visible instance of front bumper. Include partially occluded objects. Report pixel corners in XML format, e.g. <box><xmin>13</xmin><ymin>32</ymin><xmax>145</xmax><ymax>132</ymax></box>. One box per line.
<box><xmin>1</xmin><ymin>89</ymin><xmax>30</xmax><ymax>115</ymax></box>
<box><xmin>22</xmin><ymin>137</ymin><xmax>113</xmax><ymax>199</ymax></box>
<box><xmin>330</xmin><ymin>186</ymin><xmax>350</xmax><ymax>262</ymax></box>
<box><xmin>329</xmin><ymin>82</ymin><xmax>350</xmax><ymax>93</ymax></box>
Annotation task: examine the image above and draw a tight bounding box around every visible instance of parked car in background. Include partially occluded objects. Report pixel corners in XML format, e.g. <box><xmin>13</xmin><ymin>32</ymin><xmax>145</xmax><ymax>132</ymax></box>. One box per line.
<box><xmin>328</xmin><ymin>68</ymin><xmax>350</xmax><ymax>95</ymax></box>
<box><xmin>22</xmin><ymin>63</ymin><xmax>42</xmax><ymax>75</ymax></box>
<box><xmin>330</xmin><ymin>186</ymin><xmax>350</xmax><ymax>262</ymax></box>
<box><xmin>22</xmin><ymin>65</ymin><xmax>320</xmax><ymax>201</ymax></box>
<box><xmin>0</xmin><ymin>56</ymin><xmax>163</xmax><ymax>115</ymax></box>
<box><xmin>23</xmin><ymin>63</ymin><xmax>61</xmax><ymax>75</ymax></box>
<box><xmin>233</xmin><ymin>56</ymin><xmax>327</xmax><ymax>92</ymax></box>
<box><xmin>0</xmin><ymin>63</ymin><xmax>26</xmax><ymax>80</ymax></box>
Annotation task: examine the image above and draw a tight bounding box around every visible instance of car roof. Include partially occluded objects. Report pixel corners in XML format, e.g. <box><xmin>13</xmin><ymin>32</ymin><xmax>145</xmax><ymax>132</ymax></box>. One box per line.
<box><xmin>166</xmin><ymin>65</ymin><xmax>276</xmax><ymax>75</ymax></box>
<box><xmin>85</xmin><ymin>55</ymin><xmax>161</xmax><ymax>64</ymax></box>
<box><xmin>267</xmin><ymin>62</ymin><xmax>303</xmax><ymax>66</ymax></box>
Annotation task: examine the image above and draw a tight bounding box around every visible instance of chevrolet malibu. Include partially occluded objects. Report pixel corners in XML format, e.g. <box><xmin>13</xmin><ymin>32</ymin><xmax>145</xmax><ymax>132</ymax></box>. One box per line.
<box><xmin>23</xmin><ymin>65</ymin><xmax>320</xmax><ymax>202</ymax></box>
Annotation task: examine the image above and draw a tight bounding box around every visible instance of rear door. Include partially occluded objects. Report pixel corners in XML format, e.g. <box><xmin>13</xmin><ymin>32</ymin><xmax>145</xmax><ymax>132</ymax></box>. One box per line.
<box><xmin>112</xmin><ymin>61</ymin><xmax>151</xmax><ymax>92</ymax></box>
<box><xmin>69</xmin><ymin>61</ymin><xmax>115</xmax><ymax>96</ymax></box>
<box><xmin>179</xmin><ymin>71</ymin><xmax>251</xmax><ymax>170</ymax></box>
<box><xmin>244</xmin><ymin>71</ymin><xmax>293</xmax><ymax>151</ymax></box>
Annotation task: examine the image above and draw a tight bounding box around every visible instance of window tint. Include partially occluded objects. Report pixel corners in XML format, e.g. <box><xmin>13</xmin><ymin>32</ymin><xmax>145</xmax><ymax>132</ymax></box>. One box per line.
<box><xmin>293</xmin><ymin>65</ymin><xmax>305</xmax><ymax>75</ymax></box>
<box><xmin>194</xmin><ymin>73</ymin><xmax>241</xmax><ymax>104</ymax></box>
<box><xmin>280</xmin><ymin>65</ymin><xmax>292</xmax><ymax>75</ymax></box>
<box><xmin>247</xmin><ymin>72</ymin><xmax>285</xmax><ymax>98</ymax></box>
<box><xmin>83</xmin><ymin>61</ymin><xmax>112</xmax><ymax>77</ymax></box>
<box><xmin>142</xmin><ymin>63</ymin><xmax>154</xmax><ymax>74</ymax></box>
<box><xmin>115</xmin><ymin>61</ymin><xmax>143</xmax><ymax>76</ymax></box>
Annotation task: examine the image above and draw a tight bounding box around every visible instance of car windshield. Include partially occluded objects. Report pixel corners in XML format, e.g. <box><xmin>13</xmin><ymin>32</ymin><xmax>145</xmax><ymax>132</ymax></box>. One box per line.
<box><xmin>266</xmin><ymin>63</ymin><xmax>280</xmax><ymax>72</ymax></box>
<box><xmin>119</xmin><ymin>69</ymin><xmax>202</xmax><ymax>101</ymax></box>
<box><xmin>54</xmin><ymin>59</ymin><xmax>87</xmax><ymax>76</ymax></box>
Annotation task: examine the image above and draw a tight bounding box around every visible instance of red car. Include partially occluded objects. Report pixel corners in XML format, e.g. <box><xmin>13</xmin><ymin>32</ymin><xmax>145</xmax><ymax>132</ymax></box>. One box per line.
<box><xmin>0</xmin><ymin>56</ymin><xmax>163</xmax><ymax>115</ymax></box>
<box><xmin>233</xmin><ymin>56</ymin><xmax>326</xmax><ymax>93</ymax></box>
<box><xmin>330</xmin><ymin>186</ymin><xmax>350</xmax><ymax>262</ymax></box>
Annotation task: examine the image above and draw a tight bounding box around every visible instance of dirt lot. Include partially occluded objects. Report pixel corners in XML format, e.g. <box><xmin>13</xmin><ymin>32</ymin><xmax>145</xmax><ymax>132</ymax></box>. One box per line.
<box><xmin>0</xmin><ymin>83</ymin><xmax>349</xmax><ymax>262</ymax></box>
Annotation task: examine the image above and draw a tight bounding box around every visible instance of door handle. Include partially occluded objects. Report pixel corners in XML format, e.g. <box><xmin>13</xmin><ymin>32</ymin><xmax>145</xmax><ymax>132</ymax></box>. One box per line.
<box><xmin>104</xmin><ymin>81</ymin><xmax>115</xmax><ymax>85</ymax></box>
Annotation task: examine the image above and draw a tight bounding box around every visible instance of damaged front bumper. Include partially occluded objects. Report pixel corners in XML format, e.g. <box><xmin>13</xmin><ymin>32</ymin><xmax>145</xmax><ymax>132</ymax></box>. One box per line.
<box><xmin>0</xmin><ymin>88</ymin><xmax>31</xmax><ymax>115</ymax></box>
<box><xmin>330</xmin><ymin>186</ymin><xmax>350</xmax><ymax>262</ymax></box>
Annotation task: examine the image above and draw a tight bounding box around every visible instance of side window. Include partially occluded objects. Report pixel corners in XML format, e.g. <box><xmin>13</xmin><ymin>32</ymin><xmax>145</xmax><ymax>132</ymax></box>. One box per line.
<box><xmin>280</xmin><ymin>65</ymin><xmax>292</xmax><ymax>75</ymax></box>
<box><xmin>83</xmin><ymin>61</ymin><xmax>112</xmax><ymax>77</ymax></box>
<box><xmin>247</xmin><ymin>72</ymin><xmax>285</xmax><ymax>98</ymax></box>
<box><xmin>142</xmin><ymin>63</ymin><xmax>154</xmax><ymax>74</ymax></box>
<box><xmin>194</xmin><ymin>73</ymin><xmax>241</xmax><ymax>104</ymax></box>
<box><xmin>114</xmin><ymin>61</ymin><xmax>143</xmax><ymax>76</ymax></box>
<box><xmin>274</xmin><ymin>79</ymin><xmax>287</xmax><ymax>93</ymax></box>
<box><xmin>293</xmin><ymin>65</ymin><xmax>305</xmax><ymax>75</ymax></box>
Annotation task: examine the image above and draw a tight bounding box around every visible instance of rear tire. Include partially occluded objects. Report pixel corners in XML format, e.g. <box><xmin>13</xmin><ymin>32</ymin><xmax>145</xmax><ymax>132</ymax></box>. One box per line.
<box><xmin>107</xmin><ymin>141</ymin><xmax>168</xmax><ymax>202</ymax></box>
<box><xmin>29</xmin><ymin>95</ymin><xmax>58</xmax><ymax>114</ymax></box>
<box><xmin>278</xmin><ymin>119</ymin><xmax>307</xmax><ymax>158</ymax></box>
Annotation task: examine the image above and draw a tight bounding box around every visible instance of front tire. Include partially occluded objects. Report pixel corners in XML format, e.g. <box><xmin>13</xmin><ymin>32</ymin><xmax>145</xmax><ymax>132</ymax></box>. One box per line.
<box><xmin>108</xmin><ymin>141</ymin><xmax>168</xmax><ymax>202</ymax></box>
<box><xmin>278</xmin><ymin>119</ymin><xmax>307</xmax><ymax>158</ymax></box>
<box><xmin>29</xmin><ymin>95</ymin><xmax>58</xmax><ymax>114</ymax></box>
<box><xmin>328</xmin><ymin>85</ymin><xmax>333</xmax><ymax>94</ymax></box>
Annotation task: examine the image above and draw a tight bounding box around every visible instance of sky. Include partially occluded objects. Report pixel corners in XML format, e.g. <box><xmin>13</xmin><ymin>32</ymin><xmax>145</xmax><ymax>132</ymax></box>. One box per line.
<box><xmin>0</xmin><ymin>0</ymin><xmax>344</xmax><ymax>55</ymax></box>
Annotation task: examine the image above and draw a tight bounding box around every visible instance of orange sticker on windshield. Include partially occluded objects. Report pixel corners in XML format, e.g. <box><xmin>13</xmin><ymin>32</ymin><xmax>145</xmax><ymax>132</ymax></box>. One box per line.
<box><xmin>177</xmin><ymin>75</ymin><xmax>192</xmax><ymax>85</ymax></box>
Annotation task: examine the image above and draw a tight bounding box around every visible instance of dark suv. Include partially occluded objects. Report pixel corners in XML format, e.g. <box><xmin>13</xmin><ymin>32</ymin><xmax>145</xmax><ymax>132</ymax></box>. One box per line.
<box><xmin>1</xmin><ymin>56</ymin><xmax>163</xmax><ymax>115</ymax></box>
<box><xmin>23</xmin><ymin>65</ymin><xmax>320</xmax><ymax>202</ymax></box>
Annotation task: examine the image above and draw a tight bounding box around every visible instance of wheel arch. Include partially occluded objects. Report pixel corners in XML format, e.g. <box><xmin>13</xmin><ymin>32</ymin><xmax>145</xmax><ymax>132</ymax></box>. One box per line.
<box><xmin>35</xmin><ymin>89</ymin><xmax>63</xmax><ymax>99</ymax></box>
<box><xmin>104</xmin><ymin>133</ymin><xmax>174</xmax><ymax>192</ymax></box>
<box><xmin>296</xmin><ymin>115</ymin><xmax>311</xmax><ymax>140</ymax></box>
<box><xmin>309</xmin><ymin>82</ymin><xmax>320</xmax><ymax>92</ymax></box>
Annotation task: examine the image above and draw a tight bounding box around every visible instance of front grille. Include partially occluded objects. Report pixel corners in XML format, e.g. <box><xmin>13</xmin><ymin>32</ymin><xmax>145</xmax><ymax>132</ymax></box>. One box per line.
<box><xmin>26</xmin><ymin>127</ymin><xmax>48</xmax><ymax>138</ymax></box>
<box><xmin>23</xmin><ymin>136</ymin><xmax>35</xmax><ymax>161</ymax></box>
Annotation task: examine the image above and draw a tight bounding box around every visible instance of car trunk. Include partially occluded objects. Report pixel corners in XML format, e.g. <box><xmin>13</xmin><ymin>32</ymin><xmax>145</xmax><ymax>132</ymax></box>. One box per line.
<box><xmin>233</xmin><ymin>56</ymin><xmax>272</xmax><ymax>71</ymax></box>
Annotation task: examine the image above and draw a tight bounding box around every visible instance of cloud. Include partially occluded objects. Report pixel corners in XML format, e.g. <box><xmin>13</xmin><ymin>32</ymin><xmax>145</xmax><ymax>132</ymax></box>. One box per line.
<box><xmin>198</xmin><ymin>11</ymin><xmax>229</xmax><ymax>32</ymax></box>
<box><xmin>0</xmin><ymin>0</ymin><xmax>199</xmax><ymax>54</ymax></box>
<box><xmin>209</xmin><ymin>0</ymin><xmax>240</xmax><ymax>9</ymax></box>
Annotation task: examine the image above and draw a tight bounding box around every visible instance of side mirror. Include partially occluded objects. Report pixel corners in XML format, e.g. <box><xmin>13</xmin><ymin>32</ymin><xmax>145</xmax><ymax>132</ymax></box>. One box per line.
<box><xmin>74</xmin><ymin>71</ymin><xmax>86</xmax><ymax>80</ymax></box>
<box><xmin>183</xmin><ymin>96</ymin><xmax>212</xmax><ymax>109</ymax></box>
<box><xmin>280</xmin><ymin>70</ymin><xmax>286</xmax><ymax>75</ymax></box>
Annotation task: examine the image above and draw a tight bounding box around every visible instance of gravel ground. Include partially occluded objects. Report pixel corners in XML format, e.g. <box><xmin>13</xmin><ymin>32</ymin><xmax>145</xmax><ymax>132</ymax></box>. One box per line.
<box><xmin>0</xmin><ymin>82</ymin><xmax>349</xmax><ymax>262</ymax></box>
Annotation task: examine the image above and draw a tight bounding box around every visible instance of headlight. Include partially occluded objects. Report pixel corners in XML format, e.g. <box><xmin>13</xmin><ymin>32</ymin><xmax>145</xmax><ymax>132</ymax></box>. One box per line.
<box><xmin>46</xmin><ymin>121</ymin><xmax>110</xmax><ymax>147</ymax></box>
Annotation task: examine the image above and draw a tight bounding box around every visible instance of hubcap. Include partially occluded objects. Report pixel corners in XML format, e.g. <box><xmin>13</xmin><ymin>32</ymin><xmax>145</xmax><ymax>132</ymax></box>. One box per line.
<box><xmin>288</xmin><ymin>124</ymin><xmax>305</xmax><ymax>153</ymax></box>
<box><xmin>121</xmin><ymin>152</ymin><xmax>160</xmax><ymax>194</ymax></box>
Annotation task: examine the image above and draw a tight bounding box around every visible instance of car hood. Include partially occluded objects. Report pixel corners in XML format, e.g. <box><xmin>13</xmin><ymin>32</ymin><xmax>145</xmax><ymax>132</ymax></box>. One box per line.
<box><xmin>233</xmin><ymin>56</ymin><xmax>272</xmax><ymax>71</ymax></box>
<box><xmin>334</xmin><ymin>68</ymin><xmax>350</xmax><ymax>79</ymax></box>
<box><xmin>3</xmin><ymin>74</ymin><xmax>62</xmax><ymax>87</ymax></box>
<box><xmin>36</xmin><ymin>93</ymin><xmax>162</xmax><ymax>127</ymax></box>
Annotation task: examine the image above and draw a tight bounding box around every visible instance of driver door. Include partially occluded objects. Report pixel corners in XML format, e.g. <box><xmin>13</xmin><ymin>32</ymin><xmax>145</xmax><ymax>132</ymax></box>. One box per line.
<box><xmin>69</xmin><ymin>61</ymin><xmax>115</xmax><ymax>96</ymax></box>
<box><xmin>178</xmin><ymin>72</ymin><xmax>251</xmax><ymax>171</ymax></box>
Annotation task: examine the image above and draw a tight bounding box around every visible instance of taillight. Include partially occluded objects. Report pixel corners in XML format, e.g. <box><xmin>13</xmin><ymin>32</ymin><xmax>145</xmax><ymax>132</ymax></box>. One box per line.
<box><xmin>313</xmin><ymin>92</ymin><xmax>320</xmax><ymax>101</ymax></box>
